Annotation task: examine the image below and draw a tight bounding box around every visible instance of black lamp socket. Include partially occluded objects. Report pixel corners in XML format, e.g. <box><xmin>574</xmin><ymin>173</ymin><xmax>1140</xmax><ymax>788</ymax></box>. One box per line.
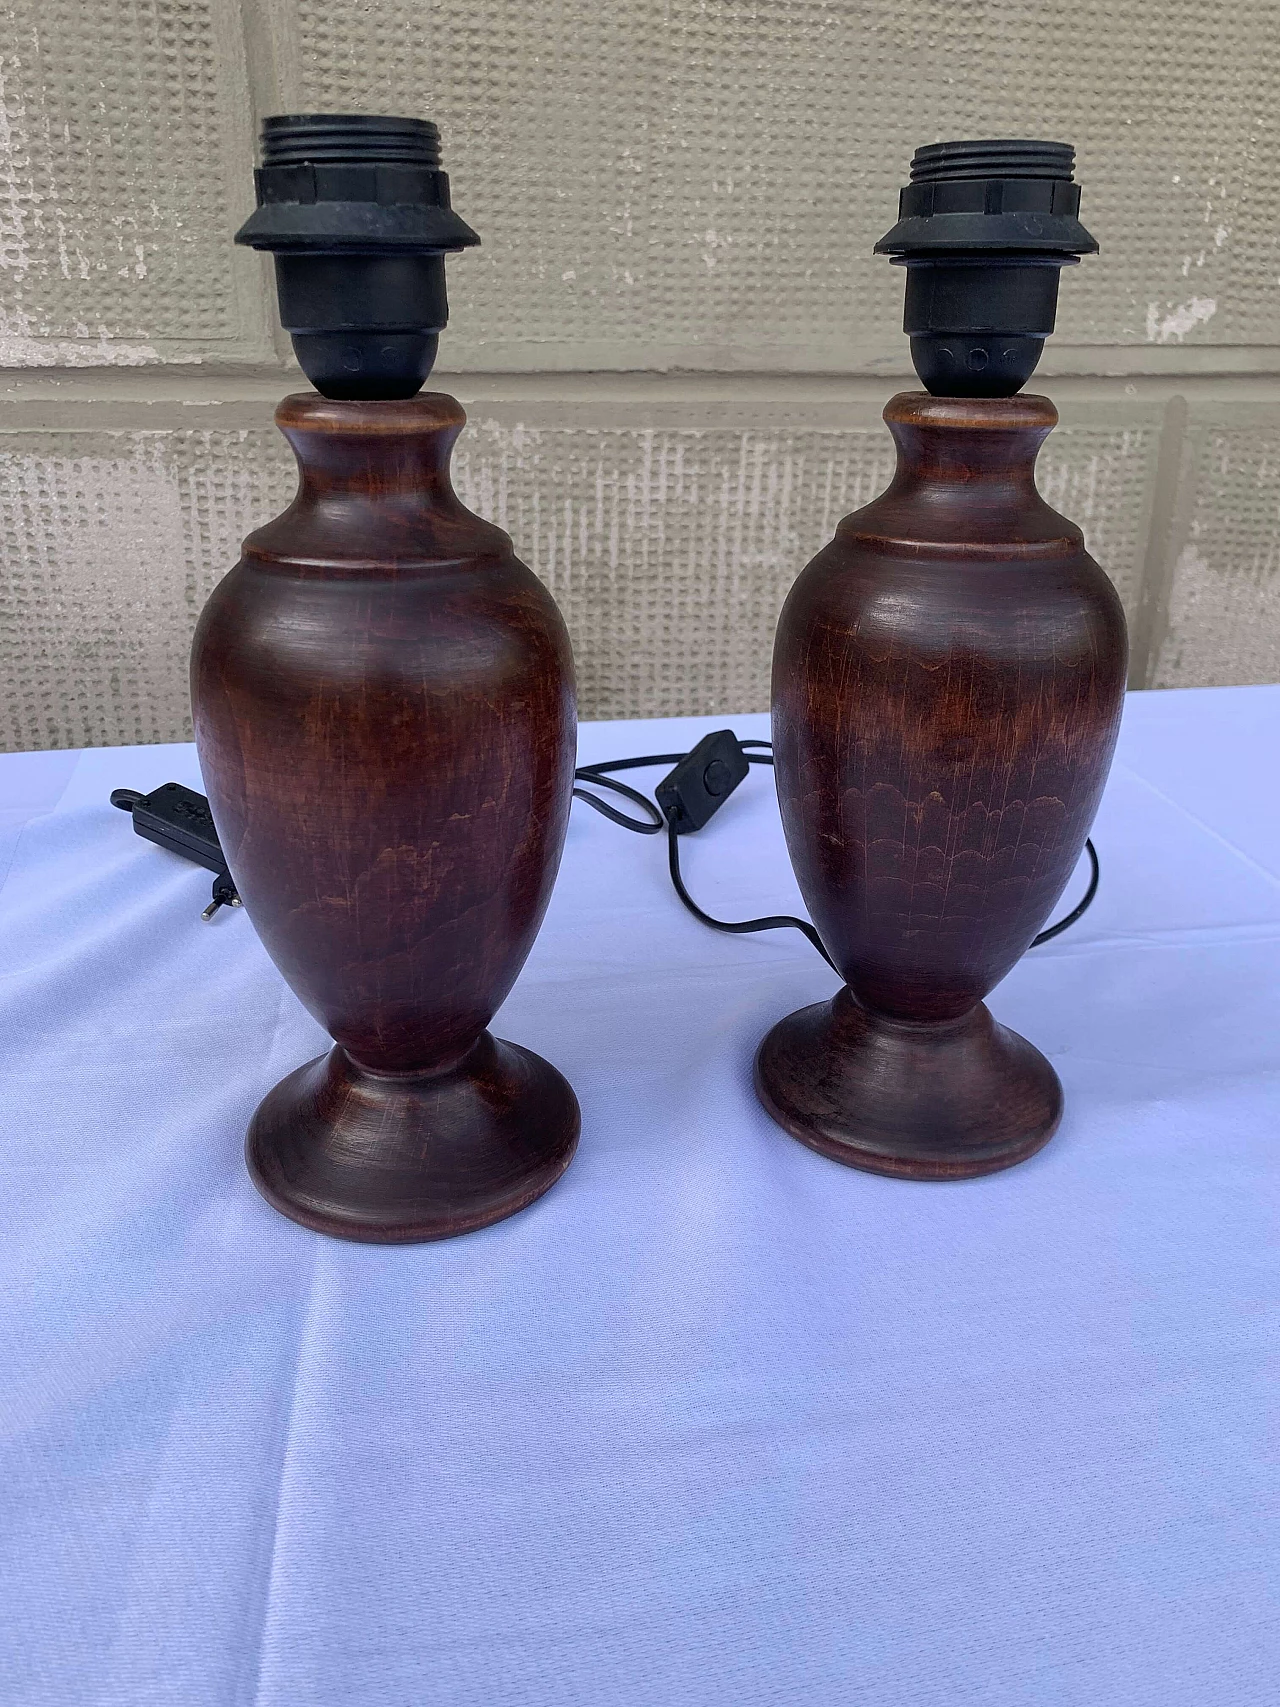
<box><xmin>234</xmin><ymin>113</ymin><xmax>479</xmax><ymax>400</ymax></box>
<box><xmin>875</xmin><ymin>138</ymin><xmax>1099</xmax><ymax>397</ymax></box>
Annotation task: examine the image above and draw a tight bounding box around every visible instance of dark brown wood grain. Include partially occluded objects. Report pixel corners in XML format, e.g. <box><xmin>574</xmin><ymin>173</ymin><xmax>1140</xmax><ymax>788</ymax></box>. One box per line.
<box><xmin>756</xmin><ymin>392</ymin><xmax>1128</xmax><ymax>1178</ymax></box>
<box><xmin>191</xmin><ymin>391</ymin><xmax>579</xmax><ymax>1240</ymax></box>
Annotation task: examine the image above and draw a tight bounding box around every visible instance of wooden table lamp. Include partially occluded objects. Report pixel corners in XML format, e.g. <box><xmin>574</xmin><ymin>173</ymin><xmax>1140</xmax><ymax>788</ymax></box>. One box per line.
<box><xmin>755</xmin><ymin>140</ymin><xmax>1128</xmax><ymax>1179</ymax></box>
<box><xmin>191</xmin><ymin>115</ymin><xmax>580</xmax><ymax>1240</ymax></box>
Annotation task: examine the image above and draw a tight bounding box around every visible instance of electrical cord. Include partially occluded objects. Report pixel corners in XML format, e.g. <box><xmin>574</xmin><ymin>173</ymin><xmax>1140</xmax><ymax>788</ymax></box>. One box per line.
<box><xmin>113</xmin><ymin>734</ymin><xmax>1098</xmax><ymax>948</ymax></box>
<box><xmin>1028</xmin><ymin>839</ymin><xmax>1100</xmax><ymax>944</ymax></box>
<box><xmin>573</xmin><ymin>736</ymin><xmax>1098</xmax><ymax>965</ymax></box>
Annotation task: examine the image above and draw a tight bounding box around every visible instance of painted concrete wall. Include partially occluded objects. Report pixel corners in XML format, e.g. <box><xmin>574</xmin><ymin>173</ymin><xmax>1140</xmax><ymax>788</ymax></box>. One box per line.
<box><xmin>1</xmin><ymin>0</ymin><xmax>1278</xmax><ymax>749</ymax></box>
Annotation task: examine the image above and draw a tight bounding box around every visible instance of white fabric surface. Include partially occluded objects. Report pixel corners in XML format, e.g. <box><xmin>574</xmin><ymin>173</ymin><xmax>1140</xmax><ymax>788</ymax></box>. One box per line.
<box><xmin>1</xmin><ymin>686</ymin><xmax>1277</xmax><ymax>1706</ymax></box>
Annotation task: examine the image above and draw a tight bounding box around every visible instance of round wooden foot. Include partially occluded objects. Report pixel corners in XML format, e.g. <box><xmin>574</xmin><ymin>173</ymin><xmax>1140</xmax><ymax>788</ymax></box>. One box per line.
<box><xmin>246</xmin><ymin>1034</ymin><xmax>580</xmax><ymax>1242</ymax></box>
<box><xmin>754</xmin><ymin>988</ymin><xmax>1061</xmax><ymax>1180</ymax></box>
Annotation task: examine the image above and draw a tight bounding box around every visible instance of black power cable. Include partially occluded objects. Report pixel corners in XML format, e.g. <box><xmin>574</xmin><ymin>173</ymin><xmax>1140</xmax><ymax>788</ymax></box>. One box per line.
<box><xmin>573</xmin><ymin>733</ymin><xmax>1098</xmax><ymax>964</ymax></box>
<box><xmin>115</xmin><ymin>731</ymin><xmax>1099</xmax><ymax>948</ymax></box>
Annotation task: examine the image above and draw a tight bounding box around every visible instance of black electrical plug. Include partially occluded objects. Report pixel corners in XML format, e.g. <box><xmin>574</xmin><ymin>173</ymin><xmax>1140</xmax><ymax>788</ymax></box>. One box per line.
<box><xmin>111</xmin><ymin>783</ymin><xmax>242</xmax><ymax>920</ymax></box>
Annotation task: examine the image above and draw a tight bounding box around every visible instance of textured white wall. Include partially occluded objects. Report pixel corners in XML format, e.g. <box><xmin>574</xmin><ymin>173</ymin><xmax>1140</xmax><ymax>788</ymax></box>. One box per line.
<box><xmin>1</xmin><ymin>1</ymin><xmax>1278</xmax><ymax>749</ymax></box>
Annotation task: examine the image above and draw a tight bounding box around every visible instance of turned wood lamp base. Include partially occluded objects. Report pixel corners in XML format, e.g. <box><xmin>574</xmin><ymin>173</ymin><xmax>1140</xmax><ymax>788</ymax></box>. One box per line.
<box><xmin>754</xmin><ymin>989</ymin><xmax>1062</xmax><ymax>1181</ymax></box>
<box><xmin>246</xmin><ymin>1034</ymin><xmax>580</xmax><ymax>1242</ymax></box>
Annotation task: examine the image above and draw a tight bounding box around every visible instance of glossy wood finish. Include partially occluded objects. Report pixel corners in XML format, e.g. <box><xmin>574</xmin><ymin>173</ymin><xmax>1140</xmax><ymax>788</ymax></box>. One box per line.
<box><xmin>191</xmin><ymin>392</ymin><xmax>579</xmax><ymax>1240</ymax></box>
<box><xmin>756</xmin><ymin>392</ymin><xmax>1128</xmax><ymax>1178</ymax></box>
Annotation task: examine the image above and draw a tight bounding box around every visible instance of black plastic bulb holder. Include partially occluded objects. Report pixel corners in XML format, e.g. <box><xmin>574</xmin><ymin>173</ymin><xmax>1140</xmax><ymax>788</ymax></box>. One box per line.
<box><xmin>235</xmin><ymin>114</ymin><xmax>480</xmax><ymax>399</ymax></box>
<box><xmin>875</xmin><ymin>139</ymin><xmax>1098</xmax><ymax>396</ymax></box>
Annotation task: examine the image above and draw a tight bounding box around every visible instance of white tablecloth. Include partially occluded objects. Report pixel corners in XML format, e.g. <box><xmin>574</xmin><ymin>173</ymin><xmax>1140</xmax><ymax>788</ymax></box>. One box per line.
<box><xmin>1</xmin><ymin>686</ymin><xmax>1277</xmax><ymax>1706</ymax></box>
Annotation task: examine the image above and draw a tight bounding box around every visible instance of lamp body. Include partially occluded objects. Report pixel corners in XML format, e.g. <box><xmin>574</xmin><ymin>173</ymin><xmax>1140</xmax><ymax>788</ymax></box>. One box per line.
<box><xmin>191</xmin><ymin>392</ymin><xmax>579</xmax><ymax>1239</ymax></box>
<box><xmin>755</xmin><ymin>392</ymin><xmax>1127</xmax><ymax>1179</ymax></box>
